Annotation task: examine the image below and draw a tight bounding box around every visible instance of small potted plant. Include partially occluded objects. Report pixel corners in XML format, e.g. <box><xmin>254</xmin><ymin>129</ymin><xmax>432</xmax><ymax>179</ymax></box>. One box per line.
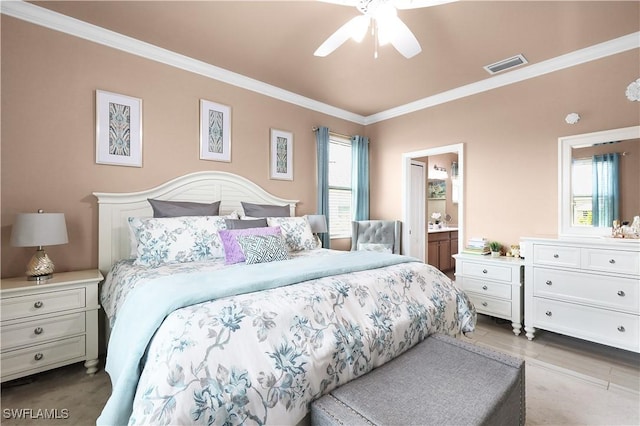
<box><xmin>489</xmin><ymin>241</ymin><xmax>502</xmax><ymax>257</ymax></box>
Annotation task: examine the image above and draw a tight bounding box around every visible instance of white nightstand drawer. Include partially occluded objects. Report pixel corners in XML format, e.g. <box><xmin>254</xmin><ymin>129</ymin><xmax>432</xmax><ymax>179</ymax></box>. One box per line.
<box><xmin>1</xmin><ymin>312</ymin><xmax>85</xmax><ymax>350</ymax></box>
<box><xmin>533</xmin><ymin>244</ymin><xmax>581</xmax><ymax>268</ymax></box>
<box><xmin>1</xmin><ymin>288</ymin><xmax>86</xmax><ymax>321</ymax></box>
<box><xmin>532</xmin><ymin>298</ymin><xmax>639</xmax><ymax>352</ymax></box>
<box><xmin>533</xmin><ymin>268</ymin><xmax>639</xmax><ymax>313</ymax></box>
<box><xmin>459</xmin><ymin>277</ymin><xmax>512</xmax><ymax>300</ymax></box>
<box><xmin>460</xmin><ymin>262</ymin><xmax>512</xmax><ymax>282</ymax></box>
<box><xmin>467</xmin><ymin>294</ymin><xmax>512</xmax><ymax>318</ymax></box>
<box><xmin>0</xmin><ymin>336</ymin><xmax>86</xmax><ymax>378</ymax></box>
<box><xmin>581</xmin><ymin>248</ymin><xmax>640</xmax><ymax>275</ymax></box>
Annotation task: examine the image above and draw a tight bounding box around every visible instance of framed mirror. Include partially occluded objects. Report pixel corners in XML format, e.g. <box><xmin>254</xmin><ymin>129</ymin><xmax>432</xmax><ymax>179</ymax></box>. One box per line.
<box><xmin>559</xmin><ymin>125</ymin><xmax>639</xmax><ymax>237</ymax></box>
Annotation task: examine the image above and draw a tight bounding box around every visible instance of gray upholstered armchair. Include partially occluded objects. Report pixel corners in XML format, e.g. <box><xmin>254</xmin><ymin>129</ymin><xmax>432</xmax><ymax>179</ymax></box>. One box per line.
<box><xmin>351</xmin><ymin>220</ymin><xmax>402</xmax><ymax>254</ymax></box>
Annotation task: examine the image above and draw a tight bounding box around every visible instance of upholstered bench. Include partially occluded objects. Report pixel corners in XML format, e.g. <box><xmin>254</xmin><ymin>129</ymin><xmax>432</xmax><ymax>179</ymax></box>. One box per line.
<box><xmin>311</xmin><ymin>334</ymin><xmax>525</xmax><ymax>426</ymax></box>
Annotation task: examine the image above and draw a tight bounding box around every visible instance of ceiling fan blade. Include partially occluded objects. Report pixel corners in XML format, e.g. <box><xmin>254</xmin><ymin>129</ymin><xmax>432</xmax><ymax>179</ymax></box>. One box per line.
<box><xmin>383</xmin><ymin>15</ymin><xmax>422</xmax><ymax>58</ymax></box>
<box><xmin>314</xmin><ymin>15</ymin><xmax>370</xmax><ymax>57</ymax></box>
<box><xmin>394</xmin><ymin>0</ymin><xmax>457</xmax><ymax>10</ymax></box>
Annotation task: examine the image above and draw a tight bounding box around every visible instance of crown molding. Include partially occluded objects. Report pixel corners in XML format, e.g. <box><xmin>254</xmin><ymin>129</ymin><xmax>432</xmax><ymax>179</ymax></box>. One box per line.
<box><xmin>2</xmin><ymin>1</ymin><xmax>637</xmax><ymax>126</ymax></box>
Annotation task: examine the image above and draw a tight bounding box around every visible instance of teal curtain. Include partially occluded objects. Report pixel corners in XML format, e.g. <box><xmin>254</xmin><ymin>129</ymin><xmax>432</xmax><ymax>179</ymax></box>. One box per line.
<box><xmin>351</xmin><ymin>135</ymin><xmax>369</xmax><ymax>221</ymax></box>
<box><xmin>592</xmin><ymin>153</ymin><xmax>620</xmax><ymax>227</ymax></box>
<box><xmin>315</xmin><ymin>127</ymin><xmax>330</xmax><ymax>248</ymax></box>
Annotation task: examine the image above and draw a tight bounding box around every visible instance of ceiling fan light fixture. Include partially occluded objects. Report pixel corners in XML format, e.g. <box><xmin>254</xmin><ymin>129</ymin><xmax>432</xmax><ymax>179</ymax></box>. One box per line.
<box><xmin>351</xmin><ymin>15</ymin><xmax>370</xmax><ymax>42</ymax></box>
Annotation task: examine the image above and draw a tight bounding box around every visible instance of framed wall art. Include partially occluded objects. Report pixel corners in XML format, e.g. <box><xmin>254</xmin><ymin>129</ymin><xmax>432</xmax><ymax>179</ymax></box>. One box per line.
<box><xmin>200</xmin><ymin>99</ymin><xmax>231</xmax><ymax>162</ymax></box>
<box><xmin>428</xmin><ymin>179</ymin><xmax>446</xmax><ymax>199</ymax></box>
<box><xmin>96</xmin><ymin>90</ymin><xmax>142</xmax><ymax>167</ymax></box>
<box><xmin>270</xmin><ymin>129</ymin><xmax>293</xmax><ymax>180</ymax></box>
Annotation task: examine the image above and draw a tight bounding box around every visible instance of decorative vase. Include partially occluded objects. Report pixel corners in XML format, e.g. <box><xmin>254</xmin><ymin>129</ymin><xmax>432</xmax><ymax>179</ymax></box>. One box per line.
<box><xmin>491</xmin><ymin>251</ymin><xmax>500</xmax><ymax>257</ymax></box>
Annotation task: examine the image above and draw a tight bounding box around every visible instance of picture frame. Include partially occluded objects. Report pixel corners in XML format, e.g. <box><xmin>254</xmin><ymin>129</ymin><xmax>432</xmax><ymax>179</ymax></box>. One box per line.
<box><xmin>270</xmin><ymin>129</ymin><xmax>293</xmax><ymax>180</ymax></box>
<box><xmin>96</xmin><ymin>90</ymin><xmax>142</xmax><ymax>167</ymax></box>
<box><xmin>200</xmin><ymin>99</ymin><xmax>231</xmax><ymax>162</ymax></box>
<box><xmin>428</xmin><ymin>179</ymin><xmax>446</xmax><ymax>199</ymax></box>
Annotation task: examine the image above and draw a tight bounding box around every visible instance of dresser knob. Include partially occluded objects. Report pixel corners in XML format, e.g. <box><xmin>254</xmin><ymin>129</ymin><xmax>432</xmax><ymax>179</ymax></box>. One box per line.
<box><xmin>482</xmin><ymin>269</ymin><xmax>488</xmax><ymax>274</ymax></box>
<box><xmin>33</xmin><ymin>301</ymin><xmax>43</xmax><ymax>309</ymax></box>
<box><xmin>617</xmin><ymin>290</ymin><xmax>626</xmax><ymax>297</ymax></box>
<box><xmin>553</xmin><ymin>254</ymin><xmax>559</xmax><ymax>259</ymax></box>
<box><xmin>545</xmin><ymin>311</ymin><xmax>552</xmax><ymax>317</ymax></box>
<box><xmin>482</xmin><ymin>302</ymin><xmax>488</xmax><ymax>307</ymax></box>
<box><xmin>34</xmin><ymin>327</ymin><xmax>43</xmax><ymax>335</ymax></box>
<box><xmin>482</xmin><ymin>285</ymin><xmax>488</xmax><ymax>290</ymax></box>
<box><xmin>617</xmin><ymin>326</ymin><xmax>625</xmax><ymax>332</ymax></box>
<box><xmin>546</xmin><ymin>280</ymin><xmax>552</xmax><ymax>286</ymax></box>
<box><xmin>609</xmin><ymin>259</ymin><xmax>616</xmax><ymax>264</ymax></box>
<box><xmin>34</xmin><ymin>353</ymin><xmax>44</xmax><ymax>361</ymax></box>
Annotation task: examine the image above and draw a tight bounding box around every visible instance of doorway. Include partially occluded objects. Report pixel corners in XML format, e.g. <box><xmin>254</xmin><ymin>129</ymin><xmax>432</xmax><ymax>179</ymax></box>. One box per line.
<box><xmin>401</xmin><ymin>143</ymin><xmax>464</xmax><ymax>260</ymax></box>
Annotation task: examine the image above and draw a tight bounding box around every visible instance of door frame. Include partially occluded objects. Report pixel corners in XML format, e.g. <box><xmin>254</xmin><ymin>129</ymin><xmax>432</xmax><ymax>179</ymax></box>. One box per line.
<box><xmin>401</xmin><ymin>143</ymin><xmax>464</xmax><ymax>258</ymax></box>
<box><xmin>409</xmin><ymin>160</ymin><xmax>426</xmax><ymax>261</ymax></box>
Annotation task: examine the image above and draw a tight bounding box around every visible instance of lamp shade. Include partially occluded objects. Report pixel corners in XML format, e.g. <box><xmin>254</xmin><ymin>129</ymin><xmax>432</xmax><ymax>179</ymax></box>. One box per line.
<box><xmin>307</xmin><ymin>214</ymin><xmax>328</xmax><ymax>234</ymax></box>
<box><xmin>11</xmin><ymin>212</ymin><xmax>68</xmax><ymax>247</ymax></box>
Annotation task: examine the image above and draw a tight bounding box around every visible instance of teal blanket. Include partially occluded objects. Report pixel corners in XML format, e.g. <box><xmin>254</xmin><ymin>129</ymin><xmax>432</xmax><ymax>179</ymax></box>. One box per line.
<box><xmin>97</xmin><ymin>251</ymin><xmax>416</xmax><ymax>426</ymax></box>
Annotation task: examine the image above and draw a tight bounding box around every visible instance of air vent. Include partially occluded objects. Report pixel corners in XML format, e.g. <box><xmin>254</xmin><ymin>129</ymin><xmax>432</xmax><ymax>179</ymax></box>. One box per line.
<box><xmin>484</xmin><ymin>54</ymin><xmax>528</xmax><ymax>75</ymax></box>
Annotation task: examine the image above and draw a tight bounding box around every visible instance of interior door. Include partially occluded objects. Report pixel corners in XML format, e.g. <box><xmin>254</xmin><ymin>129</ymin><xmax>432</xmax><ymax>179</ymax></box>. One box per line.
<box><xmin>409</xmin><ymin>161</ymin><xmax>425</xmax><ymax>260</ymax></box>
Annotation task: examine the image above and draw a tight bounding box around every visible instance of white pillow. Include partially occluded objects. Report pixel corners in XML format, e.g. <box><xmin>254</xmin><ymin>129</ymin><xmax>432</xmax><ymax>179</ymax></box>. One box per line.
<box><xmin>128</xmin><ymin>214</ymin><xmax>237</xmax><ymax>266</ymax></box>
<box><xmin>358</xmin><ymin>243</ymin><xmax>393</xmax><ymax>253</ymax></box>
<box><xmin>266</xmin><ymin>216</ymin><xmax>317</xmax><ymax>251</ymax></box>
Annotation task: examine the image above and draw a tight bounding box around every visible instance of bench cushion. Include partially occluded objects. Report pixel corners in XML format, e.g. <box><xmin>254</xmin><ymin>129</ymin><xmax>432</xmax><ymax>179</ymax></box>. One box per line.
<box><xmin>311</xmin><ymin>334</ymin><xmax>525</xmax><ymax>426</ymax></box>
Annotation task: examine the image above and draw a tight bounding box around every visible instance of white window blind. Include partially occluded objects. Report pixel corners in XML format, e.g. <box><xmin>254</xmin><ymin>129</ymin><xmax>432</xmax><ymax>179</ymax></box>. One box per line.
<box><xmin>329</xmin><ymin>135</ymin><xmax>352</xmax><ymax>238</ymax></box>
<box><xmin>571</xmin><ymin>158</ymin><xmax>593</xmax><ymax>226</ymax></box>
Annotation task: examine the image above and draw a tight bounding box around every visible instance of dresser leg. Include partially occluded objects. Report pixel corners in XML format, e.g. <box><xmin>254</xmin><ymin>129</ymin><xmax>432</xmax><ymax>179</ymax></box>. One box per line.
<box><xmin>511</xmin><ymin>322</ymin><xmax>522</xmax><ymax>336</ymax></box>
<box><xmin>84</xmin><ymin>358</ymin><xmax>99</xmax><ymax>375</ymax></box>
<box><xmin>524</xmin><ymin>326</ymin><xmax>536</xmax><ymax>341</ymax></box>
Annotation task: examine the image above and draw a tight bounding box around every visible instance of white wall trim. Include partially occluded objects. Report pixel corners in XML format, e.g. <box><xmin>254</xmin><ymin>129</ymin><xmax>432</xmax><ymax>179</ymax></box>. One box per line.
<box><xmin>2</xmin><ymin>1</ymin><xmax>638</xmax><ymax>125</ymax></box>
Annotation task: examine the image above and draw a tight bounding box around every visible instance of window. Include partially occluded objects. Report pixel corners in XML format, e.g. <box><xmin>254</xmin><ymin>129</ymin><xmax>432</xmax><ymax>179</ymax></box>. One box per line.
<box><xmin>328</xmin><ymin>135</ymin><xmax>352</xmax><ymax>238</ymax></box>
<box><xmin>571</xmin><ymin>158</ymin><xmax>593</xmax><ymax>226</ymax></box>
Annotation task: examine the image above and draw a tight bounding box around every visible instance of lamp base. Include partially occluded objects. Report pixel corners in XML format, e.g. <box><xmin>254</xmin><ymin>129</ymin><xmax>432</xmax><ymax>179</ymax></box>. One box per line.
<box><xmin>26</xmin><ymin>248</ymin><xmax>55</xmax><ymax>282</ymax></box>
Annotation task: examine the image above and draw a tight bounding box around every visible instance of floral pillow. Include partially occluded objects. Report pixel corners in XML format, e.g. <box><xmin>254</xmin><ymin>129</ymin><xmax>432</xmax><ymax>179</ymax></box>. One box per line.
<box><xmin>266</xmin><ymin>216</ymin><xmax>317</xmax><ymax>251</ymax></box>
<box><xmin>218</xmin><ymin>226</ymin><xmax>282</xmax><ymax>265</ymax></box>
<box><xmin>129</xmin><ymin>215</ymin><xmax>233</xmax><ymax>267</ymax></box>
<box><xmin>236</xmin><ymin>234</ymin><xmax>290</xmax><ymax>264</ymax></box>
<box><xmin>358</xmin><ymin>243</ymin><xmax>393</xmax><ymax>253</ymax></box>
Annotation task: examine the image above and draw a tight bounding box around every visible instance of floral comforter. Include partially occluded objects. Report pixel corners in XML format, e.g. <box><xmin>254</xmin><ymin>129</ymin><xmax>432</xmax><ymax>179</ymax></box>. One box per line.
<box><xmin>99</xmin><ymin>251</ymin><xmax>476</xmax><ymax>426</ymax></box>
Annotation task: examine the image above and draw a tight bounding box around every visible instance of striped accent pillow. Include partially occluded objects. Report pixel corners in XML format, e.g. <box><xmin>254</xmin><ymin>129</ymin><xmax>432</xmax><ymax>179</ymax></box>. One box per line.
<box><xmin>236</xmin><ymin>234</ymin><xmax>290</xmax><ymax>264</ymax></box>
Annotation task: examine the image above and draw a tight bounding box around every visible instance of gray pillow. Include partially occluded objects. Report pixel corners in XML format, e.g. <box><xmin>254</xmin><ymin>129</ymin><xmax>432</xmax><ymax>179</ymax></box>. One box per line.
<box><xmin>148</xmin><ymin>199</ymin><xmax>221</xmax><ymax>218</ymax></box>
<box><xmin>224</xmin><ymin>218</ymin><xmax>268</xmax><ymax>230</ymax></box>
<box><xmin>241</xmin><ymin>202</ymin><xmax>290</xmax><ymax>217</ymax></box>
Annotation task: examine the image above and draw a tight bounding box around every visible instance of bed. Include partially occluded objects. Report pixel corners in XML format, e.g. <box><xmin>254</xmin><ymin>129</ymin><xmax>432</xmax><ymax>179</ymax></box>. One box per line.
<box><xmin>93</xmin><ymin>171</ymin><xmax>476</xmax><ymax>426</ymax></box>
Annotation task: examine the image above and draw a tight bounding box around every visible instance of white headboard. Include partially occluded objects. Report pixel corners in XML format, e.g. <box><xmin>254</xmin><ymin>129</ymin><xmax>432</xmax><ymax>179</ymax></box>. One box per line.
<box><xmin>93</xmin><ymin>171</ymin><xmax>298</xmax><ymax>274</ymax></box>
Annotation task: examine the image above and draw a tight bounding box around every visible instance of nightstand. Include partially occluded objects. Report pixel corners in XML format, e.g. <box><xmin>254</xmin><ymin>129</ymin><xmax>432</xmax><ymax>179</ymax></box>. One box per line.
<box><xmin>1</xmin><ymin>269</ymin><xmax>103</xmax><ymax>382</ymax></box>
<box><xmin>453</xmin><ymin>254</ymin><xmax>524</xmax><ymax>336</ymax></box>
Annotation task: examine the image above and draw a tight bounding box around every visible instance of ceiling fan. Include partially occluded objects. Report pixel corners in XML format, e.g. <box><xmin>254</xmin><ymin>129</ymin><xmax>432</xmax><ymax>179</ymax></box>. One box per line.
<box><xmin>314</xmin><ymin>0</ymin><xmax>456</xmax><ymax>59</ymax></box>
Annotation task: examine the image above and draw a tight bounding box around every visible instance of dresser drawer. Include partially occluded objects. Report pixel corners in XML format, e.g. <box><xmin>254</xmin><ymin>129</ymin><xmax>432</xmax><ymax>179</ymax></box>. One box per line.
<box><xmin>1</xmin><ymin>288</ymin><xmax>86</xmax><ymax>321</ymax></box>
<box><xmin>581</xmin><ymin>248</ymin><xmax>640</xmax><ymax>275</ymax></box>
<box><xmin>533</xmin><ymin>268</ymin><xmax>639</xmax><ymax>313</ymax></box>
<box><xmin>1</xmin><ymin>336</ymin><xmax>86</xmax><ymax>379</ymax></box>
<box><xmin>467</xmin><ymin>294</ymin><xmax>512</xmax><ymax>318</ymax></box>
<box><xmin>460</xmin><ymin>261</ymin><xmax>512</xmax><ymax>282</ymax></box>
<box><xmin>533</xmin><ymin>244</ymin><xmax>581</xmax><ymax>268</ymax></box>
<box><xmin>458</xmin><ymin>277</ymin><xmax>512</xmax><ymax>300</ymax></box>
<box><xmin>1</xmin><ymin>312</ymin><xmax>85</xmax><ymax>351</ymax></box>
<box><xmin>531</xmin><ymin>298</ymin><xmax>639</xmax><ymax>352</ymax></box>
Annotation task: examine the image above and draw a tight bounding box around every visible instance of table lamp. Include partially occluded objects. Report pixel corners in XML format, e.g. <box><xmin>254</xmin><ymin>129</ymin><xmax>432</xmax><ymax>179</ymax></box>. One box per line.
<box><xmin>10</xmin><ymin>209</ymin><xmax>69</xmax><ymax>281</ymax></box>
<box><xmin>307</xmin><ymin>214</ymin><xmax>328</xmax><ymax>247</ymax></box>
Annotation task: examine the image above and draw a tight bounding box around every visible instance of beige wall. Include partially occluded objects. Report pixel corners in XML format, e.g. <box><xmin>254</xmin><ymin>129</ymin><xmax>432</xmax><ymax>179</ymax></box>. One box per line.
<box><xmin>366</xmin><ymin>49</ymin><xmax>640</xmax><ymax>250</ymax></box>
<box><xmin>0</xmin><ymin>17</ymin><xmax>364</xmax><ymax>278</ymax></box>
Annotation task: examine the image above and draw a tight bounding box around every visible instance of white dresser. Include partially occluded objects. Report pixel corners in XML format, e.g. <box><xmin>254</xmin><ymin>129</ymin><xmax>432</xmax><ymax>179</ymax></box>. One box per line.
<box><xmin>453</xmin><ymin>253</ymin><xmax>524</xmax><ymax>336</ymax></box>
<box><xmin>0</xmin><ymin>270</ymin><xmax>103</xmax><ymax>382</ymax></box>
<box><xmin>521</xmin><ymin>238</ymin><xmax>639</xmax><ymax>353</ymax></box>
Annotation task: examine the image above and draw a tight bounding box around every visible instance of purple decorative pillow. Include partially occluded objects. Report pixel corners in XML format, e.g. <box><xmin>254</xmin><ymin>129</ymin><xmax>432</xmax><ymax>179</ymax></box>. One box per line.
<box><xmin>219</xmin><ymin>226</ymin><xmax>283</xmax><ymax>264</ymax></box>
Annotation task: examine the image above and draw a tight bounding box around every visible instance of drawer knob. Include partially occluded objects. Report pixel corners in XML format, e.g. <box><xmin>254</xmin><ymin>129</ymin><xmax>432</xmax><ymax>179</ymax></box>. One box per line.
<box><xmin>33</xmin><ymin>301</ymin><xmax>43</xmax><ymax>309</ymax></box>
<box><xmin>482</xmin><ymin>302</ymin><xmax>488</xmax><ymax>307</ymax></box>
<box><xmin>553</xmin><ymin>254</ymin><xmax>559</xmax><ymax>259</ymax></box>
<box><xmin>34</xmin><ymin>353</ymin><xmax>44</xmax><ymax>361</ymax></box>
<box><xmin>617</xmin><ymin>326</ymin><xmax>626</xmax><ymax>333</ymax></box>
<box><xmin>482</xmin><ymin>269</ymin><xmax>488</xmax><ymax>274</ymax></box>
<box><xmin>34</xmin><ymin>327</ymin><xmax>43</xmax><ymax>335</ymax></box>
<box><xmin>545</xmin><ymin>311</ymin><xmax>552</xmax><ymax>317</ymax></box>
<box><xmin>546</xmin><ymin>280</ymin><xmax>552</xmax><ymax>286</ymax></box>
<box><xmin>617</xmin><ymin>290</ymin><xmax>626</xmax><ymax>297</ymax></box>
<box><xmin>482</xmin><ymin>285</ymin><xmax>488</xmax><ymax>290</ymax></box>
<box><xmin>609</xmin><ymin>259</ymin><xmax>616</xmax><ymax>264</ymax></box>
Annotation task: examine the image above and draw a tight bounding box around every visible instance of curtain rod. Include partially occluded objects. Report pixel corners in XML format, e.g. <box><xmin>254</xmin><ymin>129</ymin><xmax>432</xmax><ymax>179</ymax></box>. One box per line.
<box><xmin>312</xmin><ymin>127</ymin><xmax>352</xmax><ymax>140</ymax></box>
